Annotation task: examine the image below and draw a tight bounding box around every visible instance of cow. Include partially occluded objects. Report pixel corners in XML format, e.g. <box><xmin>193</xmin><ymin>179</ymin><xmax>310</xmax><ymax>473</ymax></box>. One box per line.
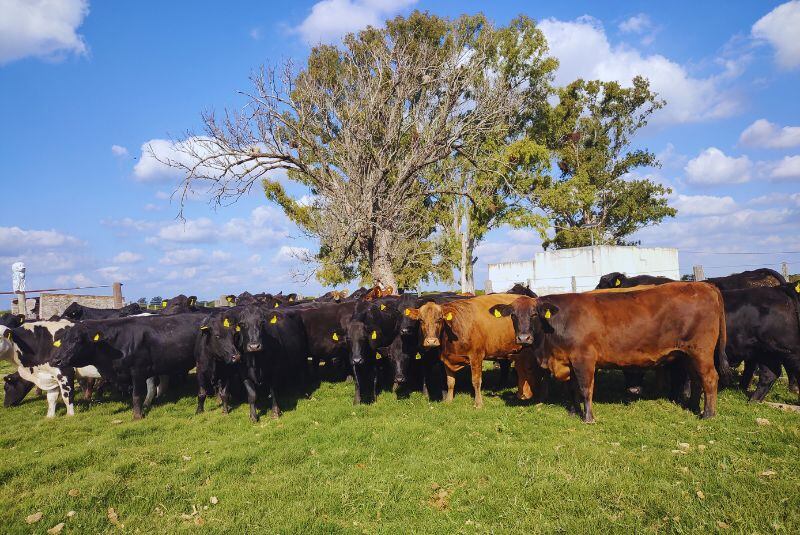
<box><xmin>405</xmin><ymin>294</ymin><xmax>538</xmax><ymax>408</ymax></box>
<box><xmin>0</xmin><ymin>313</ymin><xmax>25</xmax><ymax>328</ymax></box>
<box><xmin>160</xmin><ymin>294</ymin><xmax>200</xmax><ymax>315</ymax></box>
<box><xmin>720</xmin><ymin>282</ymin><xmax>800</xmax><ymax>401</ymax></box>
<box><xmin>707</xmin><ymin>268</ymin><xmax>786</xmax><ymax>291</ymax></box>
<box><xmin>194</xmin><ymin>312</ymin><xmax>244</xmax><ymax>417</ymax></box>
<box><xmin>490</xmin><ymin>283</ymin><xmax>729</xmax><ymax>422</ymax></box>
<box><xmin>287</xmin><ymin>300</ymin><xmax>359</xmax><ymax>380</ymax></box>
<box><xmin>1</xmin><ymin>321</ymin><xmax>102</xmax><ymax>417</ymax></box>
<box><xmin>61</xmin><ymin>302</ymin><xmax>143</xmax><ymax>321</ymax></box>
<box><xmin>507</xmin><ymin>283</ymin><xmax>538</xmax><ymax>297</ymax></box>
<box><xmin>317</xmin><ymin>289</ymin><xmax>349</xmax><ymax>302</ymax></box>
<box><xmin>50</xmin><ymin>314</ymin><xmax>204</xmax><ymax>419</ymax></box>
<box><xmin>3</xmin><ymin>372</ymin><xmax>35</xmax><ymax>407</ymax></box>
<box><xmin>596</xmin><ymin>272</ymin><xmax>674</xmax><ymax>289</ymax></box>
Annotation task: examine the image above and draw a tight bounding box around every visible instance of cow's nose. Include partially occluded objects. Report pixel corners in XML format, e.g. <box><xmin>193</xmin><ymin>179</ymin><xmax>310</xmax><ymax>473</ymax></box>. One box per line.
<box><xmin>423</xmin><ymin>337</ymin><xmax>440</xmax><ymax>348</ymax></box>
<box><xmin>516</xmin><ymin>334</ymin><xmax>533</xmax><ymax>345</ymax></box>
<box><xmin>231</xmin><ymin>354</ymin><xmax>241</xmax><ymax>363</ymax></box>
<box><xmin>247</xmin><ymin>343</ymin><xmax>261</xmax><ymax>352</ymax></box>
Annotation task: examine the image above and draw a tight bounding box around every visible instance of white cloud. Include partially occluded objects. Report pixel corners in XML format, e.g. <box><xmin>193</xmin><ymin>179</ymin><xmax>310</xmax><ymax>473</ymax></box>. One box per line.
<box><xmin>295</xmin><ymin>0</ymin><xmax>417</xmax><ymax>45</ymax></box>
<box><xmin>671</xmin><ymin>194</ymin><xmax>737</xmax><ymax>216</ymax></box>
<box><xmin>111</xmin><ymin>144</ymin><xmax>129</xmax><ymax>157</ymax></box>
<box><xmin>539</xmin><ymin>17</ymin><xmax>741</xmax><ymax>124</ymax></box>
<box><xmin>618</xmin><ymin>14</ymin><xmax>651</xmax><ymax>34</ymax></box>
<box><xmin>249</xmin><ymin>27</ymin><xmax>263</xmax><ymax>40</ymax></box>
<box><xmin>113</xmin><ymin>251</ymin><xmax>142</xmax><ymax>264</ymax></box>
<box><xmin>769</xmin><ymin>155</ymin><xmax>800</xmax><ymax>180</ymax></box>
<box><xmin>55</xmin><ymin>273</ymin><xmax>95</xmax><ymax>287</ymax></box>
<box><xmin>157</xmin><ymin>218</ymin><xmax>218</xmax><ymax>243</ymax></box>
<box><xmin>133</xmin><ymin>139</ymin><xmax>186</xmax><ymax>182</ymax></box>
<box><xmin>211</xmin><ymin>250</ymin><xmax>232</xmax><ymax>261</ymax></box>
<box><xmin>0</xmin><ymin>0</ymin><xmax>89</xmax><ymax>65</ymax></box>
<box><xmin>752</xmin><ymin>1</ymin><xmax>800</xmax><ymax>69</ymax></box>
<box><xmin>739</xmin><ymin>119</ymin><xmax>800</xmax><ymax>149</ymax></box>
<box><xmin>0</xmin><ymin>226</ymin><xmax>82</xmax><ymax>254</ymax></box>
<box><xmin>275</xmin><ymin>245</ymin><xmax>312</xmax><ymax>263</ymax></box>
<box><xmin>154</xmin><ymin>206</ymin><xmax>292</xmax><ymax>246</ymax></box>
<box><xmin>96</xmin><ymin>266</ymin><xmax>132</xmax><ymax>282</ymax></box>
<box><xmin>159</xmin><ymin>248</ymin><xmax>207</xmax><ymax>266</ymax></box>
<box><xmin>684</xmin><ymin>147</ymin><xmax>751</xmax><ymax>185</ymax></box>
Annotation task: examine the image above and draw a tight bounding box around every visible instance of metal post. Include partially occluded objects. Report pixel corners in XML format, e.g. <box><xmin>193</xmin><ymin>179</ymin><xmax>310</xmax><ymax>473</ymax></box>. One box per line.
<box><xmin>781</xmin><ymin>261</ymin><xmax>789</xmax><ymax>280</ymax></box>
<box><xmin>112</xmin><ymin>282</ymin><xmax>123</xmax><ymax>308</ymax></box>
<box><xmin>571</xmin><ymin>276</ymin><xmax>577</xmax><ymax>293</ymax></box>
<box><xmin>693</xmin><ymin>265</ymin><xmax>705</xmax><ymax>282</ymax></box>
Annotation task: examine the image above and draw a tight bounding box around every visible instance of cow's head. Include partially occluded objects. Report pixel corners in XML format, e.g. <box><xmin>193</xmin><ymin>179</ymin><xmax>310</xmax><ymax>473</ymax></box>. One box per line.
<box><xmin>50</xmin><ymin>323</ymin><xmax>99</xmax><ymax>368</ymax></box>
<box><xmin>235</xmin><ymin>305</ymin><xmax>268</xmax><ymax>353</ymax></box>
<box><xmin>489</xmin><ymin>296</ymin><xmax>559</xmax><ymax>346</ymax></box>
<box><xmin>596</xmin><ymin>272</ymin><xmax>626</xmax><ymax>289</ymax></box>
<box><xmin>61</xmin><ymin>302</ymin><xmax>84</xmax><ymax>320</ymax></box>
<box><xmin>3</xmin><ymin>372</ymin><xmax>35</xmax><ymax>407</ymax></box>
<box><xmin>347</xmin><ymin>304</ymin><xmax>391</xmax><ymax>367</ymax></box>
<box><xmin>199</xmin><ymin>313</ymin><xmax>241</xmax><ymax>364</ymax></box>
<box><xmin>405</xmin><ymin>302</ymin><xmax>455</xmax><ymax>348</ymax></box>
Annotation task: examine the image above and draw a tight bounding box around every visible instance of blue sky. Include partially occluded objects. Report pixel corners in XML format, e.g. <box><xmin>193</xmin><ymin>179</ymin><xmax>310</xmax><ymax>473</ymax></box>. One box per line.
<box><xmin>1</xmin><ymin>0</ymin><xmax>799</xmax><ymax>303</ymax></box>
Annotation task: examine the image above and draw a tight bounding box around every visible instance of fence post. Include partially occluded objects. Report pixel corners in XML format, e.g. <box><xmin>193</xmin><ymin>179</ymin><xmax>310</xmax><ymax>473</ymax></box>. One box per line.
<box><xmin>484</xmin><ymin>280</ymin><xmax>493</xmax><ymax>294</ymax></box>
<box><xmin>571</xmin><ymin>276</ymin><xmax>577</xmax><ymax>293</ymax></box>
<box><xmin>112</xmin><ymin>282</ymin><xmax>123</xmax><ymax>308</ymax></box>
<box><xmin>781</xmin><ymin>261</ymin><xmax>789</xmax><ymax>280</ymax></box>
<box><xmin>693</xmin><ymin>265</ymin><xmax>705</xmax><ymax>282</ymax></box>
<box><xmin>15</xmin><ymin>291</ymin><xmax>27</xmax><ymax>318</ymax></box>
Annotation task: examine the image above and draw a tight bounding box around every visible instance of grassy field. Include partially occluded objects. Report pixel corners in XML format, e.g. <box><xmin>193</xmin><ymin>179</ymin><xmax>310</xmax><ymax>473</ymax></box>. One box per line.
<box><xmin>1</xmin><ymin>360</ymin><xmax>798</xmax><ymax>534</ymax></box>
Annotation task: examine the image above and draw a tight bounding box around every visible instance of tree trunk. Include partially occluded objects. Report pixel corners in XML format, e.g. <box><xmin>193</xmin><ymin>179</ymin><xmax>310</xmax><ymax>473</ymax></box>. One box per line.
<box><xmin>459</xmin><ymin>208</ymin><xmax>475</xmax><ymax>294</ymax></box>
<box><xmin>371</xmin><ymin>229</ymin><xmax>398</xmax><ymax>291</ymax></box>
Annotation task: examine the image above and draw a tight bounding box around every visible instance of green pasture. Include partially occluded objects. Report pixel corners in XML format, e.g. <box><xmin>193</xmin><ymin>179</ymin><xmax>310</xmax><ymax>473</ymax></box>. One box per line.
<box><xmin>1</xmin><ymin>360</ymin><xmax>798</xmax><ymax>534</ymax></box>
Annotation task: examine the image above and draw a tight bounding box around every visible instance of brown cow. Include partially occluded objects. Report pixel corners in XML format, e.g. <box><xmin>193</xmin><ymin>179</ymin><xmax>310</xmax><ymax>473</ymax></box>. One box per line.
<box><xmin>405</xmin><ymin>294</ymin><xmax>537</xmax><ymax>407</ymax></box>
<box><xmin>490</xmin><ymin>283</ymin><xmax>729</xmax><ymax>422</ymax></box>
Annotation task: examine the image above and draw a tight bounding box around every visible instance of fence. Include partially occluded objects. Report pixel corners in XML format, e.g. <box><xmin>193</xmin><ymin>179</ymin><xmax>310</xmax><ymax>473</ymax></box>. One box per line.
<box><xmin>3</xmin><ymin>282</ymin><xmax>123</xmax><ymax>319</ymax></box>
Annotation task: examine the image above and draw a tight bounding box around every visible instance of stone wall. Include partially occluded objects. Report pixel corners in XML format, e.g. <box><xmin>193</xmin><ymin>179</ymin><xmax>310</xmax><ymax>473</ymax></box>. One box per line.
<box><xmin>38</xmin><ymin>293</ymin><xmax>118</xmax><ymax>319</ymax></box>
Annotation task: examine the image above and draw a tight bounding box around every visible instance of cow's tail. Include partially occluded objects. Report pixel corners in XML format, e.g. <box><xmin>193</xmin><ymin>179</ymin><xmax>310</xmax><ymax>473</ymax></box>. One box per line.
<box><xmin>714</xmin><ymin>288</ymin><xmax>733</xmax><ymax>386</ymax></box>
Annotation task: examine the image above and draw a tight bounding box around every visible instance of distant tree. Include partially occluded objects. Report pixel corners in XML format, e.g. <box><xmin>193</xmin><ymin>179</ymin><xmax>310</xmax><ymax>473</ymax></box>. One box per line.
<box><xmin>137</xmin><ymin>297</ymin><xmax>147</xmax><ymax>306</ymax></box>
<box><xmin>525</xmin><ymin>77</ymin><xmax>676</xmax><ymax>249</ymax></box>
<box><xmin>149</xmin><ymin>296</ymin><xmax>163</xmax><ymax>307</ymax></box>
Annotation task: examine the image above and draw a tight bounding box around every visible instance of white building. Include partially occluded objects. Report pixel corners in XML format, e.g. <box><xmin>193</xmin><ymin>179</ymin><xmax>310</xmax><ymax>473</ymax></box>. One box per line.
<box><xmin>486</xmin><ymin>245</ymin><xmax>680</xmax><ymax>295</ymax></box>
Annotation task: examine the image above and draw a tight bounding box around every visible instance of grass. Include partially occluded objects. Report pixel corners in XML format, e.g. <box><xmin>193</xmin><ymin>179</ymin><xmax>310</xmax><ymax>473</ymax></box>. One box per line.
<box><xmin>1</xmin><ymin>359</ymin><xmax>798</xmax><ymax>534</ymax></box>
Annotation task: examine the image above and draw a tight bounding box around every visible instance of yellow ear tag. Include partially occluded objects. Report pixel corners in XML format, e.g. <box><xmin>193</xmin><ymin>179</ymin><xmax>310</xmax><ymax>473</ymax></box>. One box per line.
<box><xmin>404</xmin><ymin>308</ymin><xmax>410</xmax><ymax>316</ymax></box>
<box><xmin>544</xmin><ymin>309</ymin><xmax>551</xmax><ymax>319</ymax></box>
<box><xmin>380</xmin><ymin>304</ymin><xmax>386</xmax><ymax>311</ymax></box>
<box><xmin>376</xmin><ymin>352</ymin><xmax>382</xmax><ymax>360</ymax></box>
<box><xmin>270</xmin><ymin>315</ymin><xmax>277</xmax><ymax>324</ymax></box>
<box><xmin>371</xmin><ymin>330</ymin><xmax>377</xmax><ymax>340</ymax></box>
<box><xmin>614</xmin><ymin>279</ymin><xmax>621</xmax><ymax>287</ymax></box>
<box><xmin>190</xmin><ymin>299</ymin><xmax>195</xmax><ymax>306</ymax></box>
<box><xmin>795</xmin><ymin>282</ymin><xmax>800</xmax><ymax>293</ymax></box>
<box><xmin>235</xmin><ymin>325</ymin><xmax>241</xmax><ymax>332</ymax></box>
<box><xmin>4</xmin><ymin>331</ymin><xmax>11</xmax><ymax>340</ymax></box>
<box><xmin>226</xmin><ymin>296</ymin><xmax>234</xmax><ymax>303</ymax></box>
<box><xmin>332</xmin><ymin>332</ymin><xmax>339</xmax><ymax>341</ymax></box>
<box><xmin>493</xmin><ymin>309</ymin><xmax>502</xmax><ymax>318</ymax></box>
<box><xmin>223</xmin><ymin>318</ymin><xmax>231</xmax><ymax>328</ymax></box>
<box><xmin>415</xmin><ymin>353</ymin><xmax>422</xmax><ymax>360</ymax></box>
<box><xmin>200</xmin><ymin>325</ymin><xmax>209</xmax><ymax>331</ymax></box>
<box><xmin>53</xmin><ymin>340</ymin><xmax>61</xmax><ymax>348</ymax></box>
<box><xmin>445</xmin><ymin>312</ymin><xmax>453</xmax><ymax>321</ymax></box>
<box><xmin>288</xmin><ymin>297</ymin><xmax>294</xmax><ymax>302</ymax></box>
<box><xmin>93</xmin><ymin>333</ymin><xmax>100</xmax><ymax>341</ymax></box>
<box><xmin>274</xmin><ymin>302</ymin><xmax>279</xmax><ymax>308</ymax></box>
<box><xmin>162</xmin><ymin>300</ymin><xmax>167</xmax><ymax>307</ymax></box>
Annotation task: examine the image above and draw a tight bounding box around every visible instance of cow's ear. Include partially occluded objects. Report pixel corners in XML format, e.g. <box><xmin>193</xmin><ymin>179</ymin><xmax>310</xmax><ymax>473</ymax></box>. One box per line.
<box><xmin>614</xmin><ymin>278</ymin><xmax>621</xmax><ymax>287</ymax></box>
<box><xmin>226</xmin><ymin>295</ymin><xmax>236</xmax><ymax>304</ymax></box>
<box><xmin>488</xmin><ymin>304</ymin><xmax>512</xmax><ymax>318</ymax></box>
<box><xmin>3</xmin><ymin>329</ymin><xmax>13</xmax><ymax>341</ymax></box>
<box><xmin>537</xmin><ymin>302</ymin><xmax>559</xmax><ymax>321</ymax></box>
<box><xmin>404</xmin><ymin>308</ymin><xmax>420</xmax><ymax>320</ymax></box>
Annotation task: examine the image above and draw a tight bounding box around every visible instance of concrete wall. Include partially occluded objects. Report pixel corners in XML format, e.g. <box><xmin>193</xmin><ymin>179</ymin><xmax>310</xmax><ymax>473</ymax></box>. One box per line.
<box><xmin>487</xmin><ymin>246</ymin><xmax>680</xmax><ymax>295</ymax></box>
<box><xmin>38</xmin><ymin>293</ymin><xmax>118</xmax><ymax>319</ymax></box>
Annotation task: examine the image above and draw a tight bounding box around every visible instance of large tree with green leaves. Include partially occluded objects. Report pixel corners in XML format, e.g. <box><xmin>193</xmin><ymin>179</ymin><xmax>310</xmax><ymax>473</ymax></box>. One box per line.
<box><xmin>161</xmin><ymin>12</ymin><xmax>547</xmax><ymax>290</ymax></box>
<box><xmin>523</xmin><ymin>76</ymin><xmax>675</xmax><ymax>249</ymax></box>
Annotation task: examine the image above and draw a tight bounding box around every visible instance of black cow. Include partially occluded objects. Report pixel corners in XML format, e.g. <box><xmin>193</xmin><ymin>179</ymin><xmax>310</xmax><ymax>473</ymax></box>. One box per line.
<box><xmin>51</xmin><ymin>314</ymin><xmax>204</xmax><ymax>419</ymax></box>
<box><xmin>61</xmin><ymin>302</ymin><xmax>143</xmax><ymax>321</ymax></box>
<box><xmin>194</xmin><ymin>312</ymin><xmax>244</xmax><ymax>417</ymax></box>
<box><xmin>160</xmin><ymin>294</ymin><xmax>200</xmax><ymax>315</ymax></box>
<box><xmin>722</xmin><ymin>282</ymin><xmax>800</xmax><ymax>401</ymax></box>
<box><xmin>507</xmin><ymin>283</ymin><xmax>538</xmax><ymax>297</ymax></box>
<box><xmin>0</xmin><ymin>313</ymin><xmax>25</xmax><ymax>328</ymax></box>
<box><xmin>596</xmin><ymin>272</ymin><xmax>674</xmax><ymax>289</ymax></box>
<box><xmin>707</xmin><ymin>268</ymin><xmax>786</xmax><ymax>291</ymax></box>
<box><xmin>287</xmin><ymin>301</ymin><xmax>358</xmax><ymax>380</ymax></box>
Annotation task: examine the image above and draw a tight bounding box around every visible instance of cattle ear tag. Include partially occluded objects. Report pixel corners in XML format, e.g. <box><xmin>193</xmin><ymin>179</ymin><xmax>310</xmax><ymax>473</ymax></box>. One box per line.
<box><xmin>332</xmin><ymin>332</ymin><xmax>339</xmax><ymax>341</ymax></box>
<box><xmin>53</xmin><ymin>340</ymin><xmax>61</xmax><ymax>348</ymax></box>
<box><xmin>274</xmin><ymin>302</ymin><xmax>279</xmax><ymax>308</ymax></box>
<box><xmin>445</xmin><ymin>312</ymin><xmax>453</xmax><ymax>321</ymax></box>
<box><xmin>415</xmin><ymin>352</ymin><xmax>422</xmax><ymax>360</ymax></box>
<box><xmin>795</xmin><ymin>282</ymin><xmax>800</xmax><ymax>293</ymax></box>
<box><xmin>371</xmin><ymin>330</ymin><xmax>377</xmax><ymax>340</ymax></box>
<box><xmin>162</xmin><ymin>300</ymin><xmax>167</xmax><ymax>307</ymax></box>
<box><xmin>380</xmin><ymin>304</ymin><xmax>386</xmax><ymax>311</ymax></box>
<box><xmin>235</xmin><ymin>325</ymin><xmax>241</xmax><ymax>332</ymax></box>
<box><xmin>270</xmin><ymin>315</ymin><xmax>277</xmax><ymax>324</ymax></box>
<box><xmin>614</xmin><ymin>279</ymin><xmax>621</xmax><ymax>287</ymax></box>
<box><xmin>288</xmin><ymin>297</ymin><xmax>294</xmax><ymax>302</ymax></box>
<box><xmin>376</xmin><ymin>352</ymin><xmax>382</xmax><ymax>360</ymax></box>
<box><xmin>200</xmin><ymin>325</ymin><xmax>209</xmax><ymax>331</ymax></box>
<box><xmin>404</xmin><ymin>308</ymin><xmax>410</xmax><ymax>316</ymax></box>
<box><xmin>544</xmin><ymin>309</ymin><xmax>551</xmax><ymax>319</ymax></box>
<box><xmin>93</xmin><ymin>333</ymin><xmax>101</xmax><ymax>342</ymax></box>
<box><xmin>223</xmin><ymin>318</ymin><xmax>231</xmax><ymax>328</ymax></box>
<box><xmin>493</xmin><ymin>309</ymin><xmax>502</xmax><ymax>318</ymax></box>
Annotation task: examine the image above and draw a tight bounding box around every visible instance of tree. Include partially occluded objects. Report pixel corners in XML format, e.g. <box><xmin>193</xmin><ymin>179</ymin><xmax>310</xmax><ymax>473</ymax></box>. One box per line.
<box><xmin>161</xmin><ymin>12</ymin><xmax>530</xmax><ymax>290</ymax></box>
<box><xmin>525</xmin><ymin>77</ymin><xmax>675</xmax><ymax>249</ymax></box>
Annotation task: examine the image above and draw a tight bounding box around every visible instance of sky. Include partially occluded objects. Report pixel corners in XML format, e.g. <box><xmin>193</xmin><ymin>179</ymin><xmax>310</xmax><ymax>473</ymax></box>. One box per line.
<box><xmin>1</xmin><ymin>0</ymin><xmax>799</xmax><ymax>304</ymax></box>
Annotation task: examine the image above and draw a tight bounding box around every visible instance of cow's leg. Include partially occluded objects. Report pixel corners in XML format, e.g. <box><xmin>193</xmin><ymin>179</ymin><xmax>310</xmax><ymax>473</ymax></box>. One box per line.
<box><xmin>45</xmin><ymin>389</ymin><xmax>59</xmax><ymax>418</ymax></box>
<box><xmin>572</xmin><ymin>360</ymin><xmax>596</xmax><ymax>423</ymax></box>
<box><xmin>740</xmin><ymin>360</ymin><xmax>756</xmax><ymax>391</ymax></box>
<box><xmin>196</xmin><ymin>370</ymin><xmax>212</xmax><ymax>414</ymax></box>
<box><xmin>567</xmin><ymin>376</ymin><xmax>581</xmax><ymax>416</ymax></box>
<box><xmin>269</xmin><ymin>381</ymin><xmax>281</xmax><ymax>419</ymax></box>
<box><xmin>750</xmin><ymin>359</ymin><xmax>780</xmax><ymax>402</ymax></box>
<box><xmin>219</xmin><ymin>375</ymin><xmax>232</xmax><ymax>414</ymax></box>
<box><xmin>143</xmin><ymin>376</ymin><xmax>157</xmax><ymax>409</ymax></box>
<box><xmin>698</xmin><ymin>365</ymin><xmax>718</xmax><ymax>419</ymax></box>
<box><xmin>352</xmin><ymin>362</ymin><xmax>363</xmax><ymax>405</ymax></box>
<box><xmin>82</xmin><ymin>377</ymin><xmax>95</xmax><ymax>402</ymax></box>
<box><xmin>498</xmin><ymin>359</ymin><xmax>510</xmax><ymax>388</ymax></box>
<box><xmin>445</xmin><ymin>368</ymin><xmax>456</xmax><ymax>402</ymax></box>
<box><xmin>242</xmin><ymin>369</ymin><xmax>259</xmax><ymax>423</ymax></box>
<box><xmin>131</xmin><ymin>374</ymin><xmax>148</xmax><ymax>420</ymax></box>
<box><xmin>57</xmin><ymin>373</ymin><xmax>75</xmax><ymax>416</ymax></box>
<box><xmin>469</xmin><ymin>356</ymin><xmax>484</xmax><ymax>408</ymax></box>
<box><xmin>372</xmin><ymin>361</ymin><xmax>379</xmax><ymax>402</ymax></box>
<box><xmin>156</xmin><ymin>374</ymin><xmax>169</xmax><ymax>398</ymax></box>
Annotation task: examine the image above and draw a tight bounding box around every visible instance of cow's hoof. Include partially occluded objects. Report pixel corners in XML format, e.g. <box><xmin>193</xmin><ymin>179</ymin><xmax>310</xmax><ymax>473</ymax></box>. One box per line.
<box><xmin>271</xmin><ymin>412</ymin><xmax>281</xmax><ymax>420</ymax></box>
<box><xmin>700</xmin><ymin>412</ymin><xmax>716</xmax><ymax>420</ymax></box>
<box><xmin>133</xmin><ymin>414</ymin><xmax>143</xmax><ymax>421</ymax></box>
<box><xmin>626</xmin><ymin>386</ymin><xmax>642</xmax><ymax>396</ymax></box>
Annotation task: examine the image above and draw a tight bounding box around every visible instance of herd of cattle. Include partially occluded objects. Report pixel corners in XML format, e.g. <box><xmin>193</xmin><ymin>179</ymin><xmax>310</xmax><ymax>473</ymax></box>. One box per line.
<box><xmin>1</xmin><ymin>268</ymin><xmax>798</xmax><ymax>424</ymax></box>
